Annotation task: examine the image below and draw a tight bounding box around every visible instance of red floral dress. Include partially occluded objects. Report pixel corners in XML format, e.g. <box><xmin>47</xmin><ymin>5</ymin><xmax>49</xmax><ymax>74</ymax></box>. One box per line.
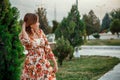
<box><xmin>19</xmin><ymin>29</ymin><xmax>56</xmax><ymax>80</ymax></box>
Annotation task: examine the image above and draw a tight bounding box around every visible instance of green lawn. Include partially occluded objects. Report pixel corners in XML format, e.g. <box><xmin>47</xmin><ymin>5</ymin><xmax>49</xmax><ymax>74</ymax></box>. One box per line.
<box><xmin>56</xmin><ymin>56</ymin><xmax>120</xmax><ymax>80</ymax></box>
<box><xmin>84</xmin><ymin>39</ymin><xmax>120</xmax><ymax>46</ymax></box>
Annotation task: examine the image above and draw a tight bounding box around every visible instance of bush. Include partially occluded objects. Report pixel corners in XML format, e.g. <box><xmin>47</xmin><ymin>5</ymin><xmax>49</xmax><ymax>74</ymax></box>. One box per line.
<box><xmin>93</xmin><ymin>33</ymin><xmax>100</xmax><ymax>39</ymax></box>
<box><xmin>53</xmin><ymin>36</ymin><xmax>73</xmax><ymax>66</ymax></box>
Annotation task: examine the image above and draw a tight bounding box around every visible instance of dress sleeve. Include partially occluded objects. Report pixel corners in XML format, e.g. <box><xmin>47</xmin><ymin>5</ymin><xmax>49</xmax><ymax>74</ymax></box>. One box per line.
<box><xmin>19</xmin><ymin>33</ymin><xmax>36</xmax><ymax>49</ymax></box>
<box><xmin>41</xmin><ymin>30</ymin><xmax>55</xmax><ymax>60</ymax></box>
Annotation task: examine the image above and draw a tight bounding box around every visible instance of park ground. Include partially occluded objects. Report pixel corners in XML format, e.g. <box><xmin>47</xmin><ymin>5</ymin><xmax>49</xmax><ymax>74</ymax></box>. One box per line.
<box><xmin>56</xmin><ymin>39</ymin><xmax>120</xmax><ymax>80</ymax></box>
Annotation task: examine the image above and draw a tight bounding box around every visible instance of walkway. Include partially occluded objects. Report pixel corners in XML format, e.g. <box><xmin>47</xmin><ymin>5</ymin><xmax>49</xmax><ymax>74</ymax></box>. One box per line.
<box><xmin>79</xmin><ymin>46</ymin><xmax>120</xmax><ymax>80</ymax></box>
<box><xmin>98</xmin><ymin>63</ymin><xmax>120</xmax><ymax>80</ymax></box>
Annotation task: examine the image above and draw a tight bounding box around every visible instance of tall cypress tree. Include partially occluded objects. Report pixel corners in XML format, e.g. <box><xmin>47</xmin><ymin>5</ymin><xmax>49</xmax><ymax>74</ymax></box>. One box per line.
<box><xmin>88</xmin><ymin>10</ymin><xmax>100</xmax><ymax>33</ymax></box>
<box><xmin>82</xmin><ymin>10</ymin><xmax>100</xmax><ymax>39</ymax></box>
<box><xmin>36</xmin><ymin>7</ymin><xmax>51</xmax><ymax>34</ymax></box>
<box><xmin>67</xmin><ymin>5</ymin><xmax>84</xmax><ymax>47</ymax></box>
<box><xmin>101</xmin><ymin>13</ymin><xmax>111</xmax><ymax>32</ymax></box>
<box><xmin>55</xmin><ymin>5</ymin><xmax>84</xmax><ymax>47</ymax></box>
<box><xmin>52</xmin><ymin>20</ymin><xmax>59</xmax><ymax>33</ymax></box>
<box><xmin>0</xmin><ymin>0</ymin><xmax>24</xmax><ymax>80</ymax></box>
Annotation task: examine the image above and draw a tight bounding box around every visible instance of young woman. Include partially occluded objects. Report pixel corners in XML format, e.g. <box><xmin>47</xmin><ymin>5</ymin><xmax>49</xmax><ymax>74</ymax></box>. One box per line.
<box><xmin>19</xmin><ymin>13</ymin><xmax>58</xmax><ymax>80</ymax></box>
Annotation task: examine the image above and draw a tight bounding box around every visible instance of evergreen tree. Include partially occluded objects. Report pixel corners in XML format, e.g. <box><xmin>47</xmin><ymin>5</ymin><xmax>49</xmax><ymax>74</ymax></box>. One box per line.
<box><xmin>52</xmin><ymin>20</ymin><xmax>59</xmax><ymax>33</ymax></box>
<box><xmin>110</xmin><ymin>8</ymin><xmax>120</xmax><ymax>20</ymax></box>
<box><xmin>55</xmin><ymin>17</ymin><xmax>74</xmax><ymax>41</ymax></box>
<box><xmin>82</xmin><ymin>14</ymin><xmax>94</xmax><ymax>39</ymax></box>
<box><xmin>55</xmin><ymin>5</ymin><xmax>84</xmax><ymax>47</ymax></box>
<box><xmin>110</xmin><ymin>8</ymin><xmax>120</xmax><ymax>37</ymax></box>
<box><xmin>110</xmin><ymin>19</ymin><xmax>120</xmax><ymax>37</ymax></box>
<box><xmin>82</xmin><ymin>10</ymin><xmax>100</xmax><ymax>39</ymax></box>
<box><xmin>68</xmin><ymin>5</ymin><xmax>84</xmax><ymax>47</ymax></box>
<box><xmin>36</xmin><ymin>7</ymin><xmax>50</xmax><ymax>34</ymax></box>
<box><xmin>0</xmin><ymin>0</ymin><xmax>24</xmax><ymax>80</ymax></box>
<box><xmin>54</xmin><ymin>36</ymin><xmax>73</xmax><ymax>66</ymax></box>
<box><xmin>88</xmin><ymin>10</ymin><xmax>100</xmax><ymax>33</ymax></box>
<box><xmin>101</xmin><ymin>13</ymin><xmax>111</xmax><ymax>32</ymax></box>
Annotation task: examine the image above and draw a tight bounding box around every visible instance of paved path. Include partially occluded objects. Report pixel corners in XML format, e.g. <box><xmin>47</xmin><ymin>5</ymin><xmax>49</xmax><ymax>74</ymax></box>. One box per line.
<box><xmin>79</xmin><ymin>46</ymin><xmax>120</xmax><ymax>80</ymax></box>
<box><xmin>98</xmin><ymin>63</ymin><xmax>120</xmax><ymax>80</ymax></box>
<box><xmin>80</xmin><ymin>50</ymin><xmax>120</xmax><ymax>58</ymax></box>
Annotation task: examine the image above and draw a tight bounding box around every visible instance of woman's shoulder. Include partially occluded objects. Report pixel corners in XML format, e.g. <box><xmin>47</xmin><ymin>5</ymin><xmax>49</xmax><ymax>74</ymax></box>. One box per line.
<box><xmin>39</xmin><ymin>29</ymin><xmax>45</xmax><ymax>35</ymax></box>
<box><xmin>39</xmin><ymin>29</ymin><xmax>43</xmax><ymax>32</ymax></box>
<box><xmin>39</xmin><ymin>29</ymin><xmax>46</xmax><ymax>38</ymax></box>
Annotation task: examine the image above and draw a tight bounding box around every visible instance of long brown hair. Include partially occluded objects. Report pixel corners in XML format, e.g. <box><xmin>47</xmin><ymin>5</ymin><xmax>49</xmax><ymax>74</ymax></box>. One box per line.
<box><xmin>24</xmin><ymin>13</ymin><xmax>38</xmax><ymax>36</ymax></box>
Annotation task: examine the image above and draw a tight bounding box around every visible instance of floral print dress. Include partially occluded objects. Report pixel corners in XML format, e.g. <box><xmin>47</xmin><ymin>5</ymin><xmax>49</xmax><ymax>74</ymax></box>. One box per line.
<box><xmin>19</xmin><ymin>29</ymin><xmax>56</xmax><ymax>80</ymax></box>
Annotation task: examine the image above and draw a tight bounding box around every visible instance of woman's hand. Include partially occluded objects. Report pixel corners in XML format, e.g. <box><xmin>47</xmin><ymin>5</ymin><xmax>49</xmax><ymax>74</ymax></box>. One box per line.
<box><xmin>21</xmin><ymin>22</ymin><xmax>29</xmax><ymax>39</ymax></box>
<box><xmin>53</xmin><ymin>63</ymin><xmax>58</xmax><ymax>73</ymax></box>
<box><xmin>52</xmin><ymin>57</ymin><xmax>58</xmax><ymax>73</ymax></box>
<box><xmin>22</xmin><ymin>22</ymin><xmax>26</xmax><ymax>32</ymax></box>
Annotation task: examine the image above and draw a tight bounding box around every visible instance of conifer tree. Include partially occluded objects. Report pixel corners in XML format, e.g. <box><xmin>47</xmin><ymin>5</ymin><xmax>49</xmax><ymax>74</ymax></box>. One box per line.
<box><xmin>110</xmin><ymin>8</ymin><xmax>120</xmax><ymax>37</ymax></box>
<box><xmin>36</xmin><ymin>7</ymin><xmax>51</xmax><ymax>34</ymax></box>
<box><xmin>67</xmin><ymin>5</ymin><xmax>84</xmax><ymax>47</ymax></box>
<box><xmin>101</xmin><ymin>13</ymin><xmax>111</xmax><ymax>32</ymax></box>
<box><xmin>52</xmin><ymin>20</ymin><xmax>59</xmax><ymax>33</ymax></box>
<box><xmin>82</xmin><ymin>10</ymin><xmax>100</xmax><ymax>39</ymax></box>
<box><xmin>88</xmin><ymin>10</ymin><xmax>100</xmax><ymax>33</ymax></box>
<box><xmin>0</xmin><ymin>0</ymin><xmax>24</xmax><ymax>80</ymax></box>
<box><xmin>55</xmin><ymin>5</ymin><xmax>84</xmax><ymax>47</ymax></box>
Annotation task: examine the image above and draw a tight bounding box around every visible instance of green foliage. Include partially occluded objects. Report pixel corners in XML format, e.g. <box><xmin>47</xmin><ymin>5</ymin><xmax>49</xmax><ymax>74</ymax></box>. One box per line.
<box><xmin>52</xmin><ymin>20</ymin><xmax>59</xmax><ymax>33</ymax></box>
<box><xmin>0</xmin><ymin>0</ymin><xmax>24</xmax><ymax>80</ymax></box>
<box><xmin>53</xmin><ymin>37</ymin><xmax>73</xmax><ymax>66</ymax></box>
<box><xmin>110</xmin><ymin>19</ymin><xmax>120</xmax><ymax>37</ymax></box>
<box><xmin>82</xmin><ymin>10</ymin><xmax>100</xmax><ymax>39</ymax></box>
<box><xmin>55</xmin><ymin>18</ymin><xmax>76</xmax><ymax>44</ymax></box>
<box><xmin>110</xmin><ymin>8</ymin><xmax>120</xmax><ymax>20</ymax></box>
<box><xmin>92</xmin><ymin>33</ymin><xmax>100</xmax><ymax>39</ymax></box>
<box><xmin>55</xmin><ymin>4</ymin><xmax>84</xmax><ymax>47</ymax></box>
<box><xmin>109</xmin><ymin>8</ymin><xmax>120</xmax><ymax>37</ymax></box>
<box><xmin>67</xmin><ymin>5</ymin><xmax>84</xmax><ymax>47</ymax></box>
<box><xmin>101</xmin><ymin>13</ymin><xmax>111</xmax><ymax>32</ymax></box>
<box><xmin>36</xmin><ymin>7</ymin><xmax>51</xmax><ymax>34</ymax></box>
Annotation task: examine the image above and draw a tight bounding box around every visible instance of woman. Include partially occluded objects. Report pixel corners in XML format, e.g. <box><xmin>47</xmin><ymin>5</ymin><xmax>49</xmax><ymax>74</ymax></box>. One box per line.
<box><xmin>19</xmin><ymin>13</ymin><xmax>58</xmax><ymax>80</ymax></box>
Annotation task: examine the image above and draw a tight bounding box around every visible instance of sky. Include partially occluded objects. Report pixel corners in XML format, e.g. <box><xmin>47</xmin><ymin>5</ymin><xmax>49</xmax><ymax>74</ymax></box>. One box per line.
<box><xmin>10</xmin><ymin>0</ymin><xmax>120</xmax><ymax>25</ymax></box>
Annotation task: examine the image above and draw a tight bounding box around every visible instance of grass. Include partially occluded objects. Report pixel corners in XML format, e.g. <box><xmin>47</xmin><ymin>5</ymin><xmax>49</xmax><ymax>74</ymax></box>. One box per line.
<box><xmin>56</xmin><ymin>56</ymin><xmax>120</xmax><ymax>80</ymax></box>
<box><xmin>84</xmin><ymin>39</ymin><xmax>120</xmax><ymax>46</ymax></box>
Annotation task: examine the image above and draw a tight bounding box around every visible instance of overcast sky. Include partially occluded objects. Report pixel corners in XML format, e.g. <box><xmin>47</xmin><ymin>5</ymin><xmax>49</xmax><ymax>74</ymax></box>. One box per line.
<box><xmin>10</xmin><ymin>0</ymin><xmax>120</xmax><ymax>25</ymax></box>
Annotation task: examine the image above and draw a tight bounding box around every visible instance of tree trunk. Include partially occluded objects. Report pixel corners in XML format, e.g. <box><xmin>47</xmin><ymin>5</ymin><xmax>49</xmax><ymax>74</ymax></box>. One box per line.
<box><xmin>117</xmin><ymin>32</ymin><xmax>119</xmax><ymax>38</ymax></box>
<box><xmin>88</xmin><ymin>36</ymin><xmax>90</xmax><ymax>40</ymax></box>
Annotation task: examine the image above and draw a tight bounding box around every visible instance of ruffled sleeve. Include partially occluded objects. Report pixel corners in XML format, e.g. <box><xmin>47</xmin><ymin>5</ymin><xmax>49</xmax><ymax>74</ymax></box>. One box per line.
<box><xmin>19</xmin><ymin>33</ymin><xmax>36</xmax><ymax>50</ymax></box>
<box><xmin>41</xmin><ymin>30</ymin><xmax>55</xmax><ymax>60</ymax></box>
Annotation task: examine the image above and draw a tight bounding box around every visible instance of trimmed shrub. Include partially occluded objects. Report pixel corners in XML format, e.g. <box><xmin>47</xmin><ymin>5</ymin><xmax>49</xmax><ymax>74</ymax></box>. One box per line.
<box><xmin>53</xmin><ymin>36</ymin><xmax>73</xmax><ymax>66</ymax></box>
